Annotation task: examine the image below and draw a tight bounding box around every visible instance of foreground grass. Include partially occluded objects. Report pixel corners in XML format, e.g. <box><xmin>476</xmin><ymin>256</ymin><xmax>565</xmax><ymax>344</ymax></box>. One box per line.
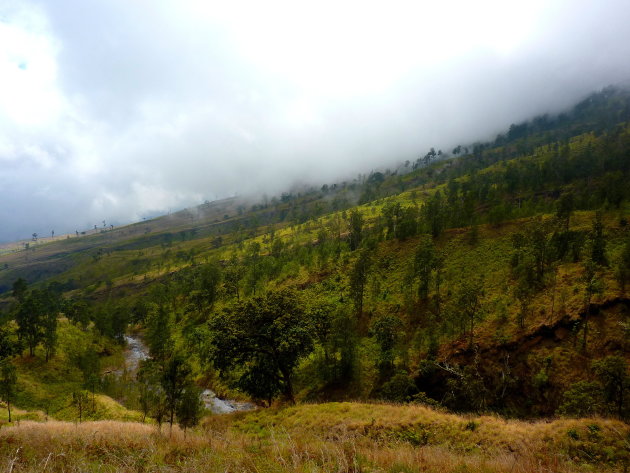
<box><xmin>1</xmin><ymin>403</ymin><xmax>628</xmax><ymax>472</ymax></box>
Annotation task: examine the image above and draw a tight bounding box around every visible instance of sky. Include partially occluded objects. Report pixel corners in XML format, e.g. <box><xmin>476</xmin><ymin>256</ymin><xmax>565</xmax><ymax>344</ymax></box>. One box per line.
<box><xmin>1</xmin><ymin>0</ymin><xmax>630</xmax><ymax>242</ymax></box>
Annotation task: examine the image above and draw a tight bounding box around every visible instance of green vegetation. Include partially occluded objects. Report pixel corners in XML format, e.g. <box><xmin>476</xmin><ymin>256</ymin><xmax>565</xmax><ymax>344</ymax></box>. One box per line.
<box><xmin>0</xmin><ymin>86</ymin><xmax>630</xmax><ymax>470</ymax></box>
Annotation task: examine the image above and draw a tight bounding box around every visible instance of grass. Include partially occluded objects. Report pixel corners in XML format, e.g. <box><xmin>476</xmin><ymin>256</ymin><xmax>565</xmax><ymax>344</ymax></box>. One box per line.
<box><xmin>0</xmin><ymin>402</ymin><xmax>628</xmax><ymax>472</ymax></box>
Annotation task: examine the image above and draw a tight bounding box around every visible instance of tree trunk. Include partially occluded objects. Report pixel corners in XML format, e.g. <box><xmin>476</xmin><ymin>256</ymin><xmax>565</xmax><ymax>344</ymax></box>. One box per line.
<box><xmin>280</xmin><ymin>367</ymin><xmax>294</xmax><ymax>403</ymax></box>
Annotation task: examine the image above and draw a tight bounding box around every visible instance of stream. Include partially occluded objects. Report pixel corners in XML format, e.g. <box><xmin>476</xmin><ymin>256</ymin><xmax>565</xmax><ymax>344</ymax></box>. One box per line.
<box><xmin>123</xmin><ymin>335</ymin><xmax>255</xmax><ymax>415</ymax></box>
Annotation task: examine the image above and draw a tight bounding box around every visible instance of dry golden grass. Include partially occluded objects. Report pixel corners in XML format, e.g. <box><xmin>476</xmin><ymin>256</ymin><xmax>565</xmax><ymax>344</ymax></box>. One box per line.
<box><xmin>1</xmin><ymin>403</ymin><xmax>627</xmax><ymax>472</ymax></box>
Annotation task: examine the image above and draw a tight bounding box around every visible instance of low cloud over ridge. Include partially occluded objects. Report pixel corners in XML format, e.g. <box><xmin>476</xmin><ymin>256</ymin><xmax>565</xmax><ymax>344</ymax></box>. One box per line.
<box><xmin>1</xmin><ymin>0</ymin><xmax>630</xmax><ymax>241</ymax></box>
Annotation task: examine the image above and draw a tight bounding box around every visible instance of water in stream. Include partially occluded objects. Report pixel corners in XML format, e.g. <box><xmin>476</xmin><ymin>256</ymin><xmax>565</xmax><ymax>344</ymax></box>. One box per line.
<box><xmin>123</xmin><ymin>335</ymin><xmax>255</xmax><ymax>415</ymax></box>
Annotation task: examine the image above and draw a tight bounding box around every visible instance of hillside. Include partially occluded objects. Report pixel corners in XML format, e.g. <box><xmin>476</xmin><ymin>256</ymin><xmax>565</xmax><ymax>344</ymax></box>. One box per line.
<box><xmin>0</xmin><ymin>86</ymin><xmax>629</xmax><ymax>472</ymax></box>
<box><xmin>0</xmin><ymin>403</ymin><xmax>628</xmax><ymax>472</ymax></box>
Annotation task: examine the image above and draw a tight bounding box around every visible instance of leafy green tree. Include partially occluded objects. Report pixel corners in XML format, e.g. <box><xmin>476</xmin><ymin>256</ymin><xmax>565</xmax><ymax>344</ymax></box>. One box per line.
<box><xmin>63</xmin><ymin>299</ymin><xmax>91</xmax><ymax>329</ymax></box>
<box><xmin>593</xmin><ymin>356</ymin><xmax>629</xmax><ymax>418</ymax></box>
<box><xmin>14</xmin><ymin>288</ymin><xmax>59</xmax><ymax>358</ymax></box>
<box><xmin>349</xmin><ymin>249</ymin><xmax>372</xmax><ymax>316</ymax></box>
<box><xmin>42</xmin><ymin>308</ymin><xmax>59</xmax><ymax>362</ymax></box>
<box><xmin>370</xmin><ymin>315</ymin><xmax>403</xmax><ymax>374</ymax></box>
<box><xmin>412</xmin><ymin>235</ymin><xmax>436</xmax><ymax>301</ymax></box>
<box><xmin>379</xmin><ymin>371</ymin><xmax>417</xmax><ymax>402</ymax></box>
<box><xmin>109</xmin><ymin>306</ymin><xmax>129</xmax><ymax>344</ymax></box>
<box><xmin>176</xmin><ymin>383</ymin><xmax>203</xmax><ymax>432</ymax></box>
<box><xmin>0</xmin><ymin>326</ymin><xmax>17</xmax><ymax>361</ymax></box>
<box><xmin>423</xmin><ymin>190</ymin><xmax>445</xmax><ymax>238</ymax></box>
<box><xmin>555</xmin><ymin>192</ymin><xmax>574</xmax><ymax>231</ymax></box>
<box><xmin>14</xmin><ymin>294</ymin><xmax>41</xmax><ymax>356</ymax></box>
<box><xmin>558</xmin><ymin>381</ymin><xmax>604</xmax><ymax>417</ymax></box>
<box><xmin>0</xmin><ymin>360</ymin><xmax>17</xmax><ymax>422</ymax></box>
<box><xmin>145</xmin><ymin>304</ymin><xmax>172</xmax><ymax>361</ymax></box>
<box><xmin>348</xmin><ymin>209</ymin><xmax>364</xmax><ymax>251</ymax></box>
<box><xmin>590</xmin><ymin>211</ymin><xmax>607</xmax><ymax>266</ymax></box>
<box><xmin>223</xmin><ymin>255</ymin><xmax>244</xmax><ymax>301</ymax></box>
<box><xmin>78</xmin><ymin>348</ymin><xmax>101</xmax><ymax>413</ymax></box>
<box><xmin>12</xmin><ymin>278</ymin><xmax>28</xmax><ymax>303</ymax></box>
<box><xmin>455</xmin><ymin>277</ymin><xmax>484</xmax><ymax>348</ymax></box>
<box><xmin>137</xmin><ymin>360</ymin><xmax>167</xmax><ymax>424</ymax></box>
<box><xmin>614</xmin><ymin>237</ymin><xmax>630</xmax><ymax>292</ymax></box>
<box><xmin>244</xmin><ymin>241</ymin><xmax>264</xmax><ymax>295</ymax></box>
<box><xmin>206</xmin><ymin>289</ymin><xmax>314</xmax><ymax>404</ymax></box>
<box><xmin>161</xmin><ymin>354</ymin><xmax>192</xmax><ymax>430</ymax></box>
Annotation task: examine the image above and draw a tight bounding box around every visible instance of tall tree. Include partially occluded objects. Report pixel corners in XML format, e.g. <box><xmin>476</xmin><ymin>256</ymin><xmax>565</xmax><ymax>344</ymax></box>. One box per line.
<box><xmin>176</xmin><ymin>383</ymin><xmax>203</xmax><ymax>433</ymax></box>
<box><xmin>412</xmin><ymin>235</ymin><xmax>436</xmax><ymax>301</ymax></box>
<box><xmin>593</xmin><ymin>356</ymin><xmax>629</xmax><ymax>418</ymax></box>
<box><xmin>145</xmin><ymin>304</ymin><xmax>172</xmax><ymax>361</ymax></box>
<box><xmin>590</xmin><ymin>211</ymin><xmax>607</xmax><ymax>266</ymax></box>
<box><xmin>161</xmin><ymin>354</ymin><xmax>192</xmax><ymax>430</ymax></box>
<box><xmin>348</xmin><ymin>209</ymin><xmax>364</xmax><ymax>251</ymax></box>
<box><xmin>455</xmin><ymin>277</ymin><xmax>485</xmax><ymax>348</ymax></box>
<box><xmin>0</xmin><ymin>360</ymin><xmax>17</xmax><ymax>422</ymax></box>
<box><xmin>206</xmin><ymin>289</ymin><xmax>314</xmax><ymax>404</ymax></box>
<box><xmin>349</xmin><ymin>249</ymin><xmax>372</xmax><ymax>316</ymax></box>
<box><xmin>370</xmin><ymin>315</ymin><xmax>403</xmax><ymax>374</ymax></box>
<box><xmin>615</xmin><ymin>237</ymin><xmax>630</xmax><ymax>292</ymax></box>
<box><xmin>581</xmin><ymin>260</ymin><xmax>603</xmax><ymax>352</ymax></box>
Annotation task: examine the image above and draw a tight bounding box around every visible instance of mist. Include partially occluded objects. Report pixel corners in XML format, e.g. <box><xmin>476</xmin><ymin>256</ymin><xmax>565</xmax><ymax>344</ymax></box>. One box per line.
<box><xmin>1</xmin><ymin>0</ymin><xmax>630</xmax><ymax>242</ymax></box>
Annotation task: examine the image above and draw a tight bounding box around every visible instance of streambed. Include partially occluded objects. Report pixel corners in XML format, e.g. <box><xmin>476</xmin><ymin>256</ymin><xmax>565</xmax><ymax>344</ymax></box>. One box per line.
<box><xmin>123</xmin><ymin>335</ymin><xmax>255</xmax><ymax>414</ymax></box>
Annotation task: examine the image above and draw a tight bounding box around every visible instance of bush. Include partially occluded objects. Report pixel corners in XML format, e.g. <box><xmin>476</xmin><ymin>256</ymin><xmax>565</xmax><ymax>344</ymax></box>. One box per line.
<box><xmin>558</xmin><ymin>381</ymin><xmax>604</xmax><ymax>417</ymax></box>
<box><xmin>379</xmin><ymin>371</ymin><xmax>417</xmax><ymax>403</ymax></box>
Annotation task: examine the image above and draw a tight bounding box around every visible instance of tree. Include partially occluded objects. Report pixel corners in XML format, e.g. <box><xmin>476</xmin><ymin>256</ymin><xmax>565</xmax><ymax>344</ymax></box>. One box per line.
<box><xmin>197</xmin><ymin>262</ymin><xmax>222</xmax><ymax>308</ymax></box>
<box><xmin>555</xmin><ymin>192</ymin><xmax>574</xmax><ymax>231</ymax></box>
<box><xmin>161</xmin><ymin>354</ymin><xmax>192</xmax><ymax>430</ymax></box>
<box><xmin>15</xmin><ymin>291</ymin><xmax>43</xmax><ymax>357</ymax></box>
<box><xmin>72</xmin><ymin>390</ymin><xmax>89</xmax><ymax>422</ymax></box>
<box><xmin>593</xmin><ymin>356</ymin><xmax>629</xmax><ymax>418</ymax></box>
<box><xmin>614</xmin><ymin>237</ymin><xmax>630</xmax><ymax>292</ymax></box>
<box><xmin>0</xmin><ymin>360</ymin><xmax>17</xmax><ymax>422</ymax></box>
<box><xmin>412</xmin><ymin>235</ymin><xmax>436</xmax><ymax>301</ymax></box>
<box><xmin>370</xmin><ymin>315</ymin><xmax>403</xmax><ymax>374</ymax></box>
<box><xmin>244</xmin><ymin>242</ymin><xmax>263</xmax><ymax>295</ymax></box>
<box><xmin>348</xmin><ymin>209</ymin><xmax>363</xmax><ymax>251</ymax></box>
<box><xmin>455</xmin><ymin>277</ymin><xmax>484</xmax><ymax>348</ymax></box>
<box><xmin>12</xmin><ymin>278</ymin><xmax>28</xmax><ymax>303</ymax></box>
<box><xmin>590</xmin><ymin>211</ymin><xmax>607</xmax><ymax>266</ymax></box>
<box><xmin>424</xmin><ymin>191</ymin><xmax>445</xmax><ymax>238</ymax></box>
<box><xmin>64</xmin><ymin>299</ymin><xmax>91</xmax><ymax>329</ymax></box>
<box><xmin>145</xmin><ymin>304</ymin><xmax>172</xmax><ymax>361</ymax></box>
<box><xmin>349</xmin><ymin>250</ymin><xmax>372</xmax><ymax>316</ymax></box>
<box><xmin>514</xmin><ymin>278</ymin><xmax>532</xmax><ymax>329</ymax></box>
<box><xmin>78</xmin><ymin>348</ymin><xmax>100</xmax><ymax>412</ymax></box>
<box><xmin>0</xmin><ymin>326</ymin><xmax>17</xmax><ymax>361</ymax></box>
<box><xmin>176</xmin><ymin>383</ymin><xmax>203</xmax><ymax>432</ymax></box>
<box><xmin>558</xmin><ymin>381</ymin><xmax>604</xmax><ymax>417</ymax></box>
<box><xmin>223</xmin><ymin>255</ymin><xmax>244</xmax><ymax>301</ymax></box>
<box><xmin>581</xmin><ymin>260</ymin><xmax>603</xmax><ymax>352</ymax></box>
<box><xmin>41</xmin><ymin>292</ymin><xmax>60</xmax><ymax>362</ymax></box>
<box><xmin>137</xmin><ymin>360</ymin><xmax>167</xmax><ymax>424</ymax></box>
<box><xmin>206</xmin><ymin>289</ymin><xmax>314</xmax><ymax>404</ymax></box>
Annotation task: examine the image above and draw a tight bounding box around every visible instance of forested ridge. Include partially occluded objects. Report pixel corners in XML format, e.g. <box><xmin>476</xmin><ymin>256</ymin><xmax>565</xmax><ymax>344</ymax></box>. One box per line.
<box><xmin>0</xmin><ymin>86</ymin><xmax>629</xmax><ymax>471</ymax></box>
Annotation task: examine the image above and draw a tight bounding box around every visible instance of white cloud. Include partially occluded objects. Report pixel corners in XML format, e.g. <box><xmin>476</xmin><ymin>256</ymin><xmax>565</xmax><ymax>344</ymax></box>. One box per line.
<box><xmin>0</xmin><ymin>0</ymin><xmax>630</xmax><ymax>241</ymax></box>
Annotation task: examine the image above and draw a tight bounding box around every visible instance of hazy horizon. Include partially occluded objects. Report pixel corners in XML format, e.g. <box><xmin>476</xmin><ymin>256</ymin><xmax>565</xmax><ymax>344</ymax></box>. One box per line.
<box><xmin>2</xmin><ymin>0</ymin><xmax>630</xmax><ymax>242</ymax></box>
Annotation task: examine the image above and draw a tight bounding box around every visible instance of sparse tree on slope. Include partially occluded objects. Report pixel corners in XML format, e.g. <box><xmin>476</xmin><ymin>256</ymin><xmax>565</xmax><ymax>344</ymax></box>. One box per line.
<box><xmin>0</xmin><ymin>360</ymin><xmax>17</xmax><ymax>422</ymax></box>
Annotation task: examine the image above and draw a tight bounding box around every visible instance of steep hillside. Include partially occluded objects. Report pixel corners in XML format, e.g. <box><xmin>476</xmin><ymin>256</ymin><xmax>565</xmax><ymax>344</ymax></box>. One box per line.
<box><xmin>0</xmin><ymin>86</ymin><xmax>629</xmax><ymax>442</ymax></box>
